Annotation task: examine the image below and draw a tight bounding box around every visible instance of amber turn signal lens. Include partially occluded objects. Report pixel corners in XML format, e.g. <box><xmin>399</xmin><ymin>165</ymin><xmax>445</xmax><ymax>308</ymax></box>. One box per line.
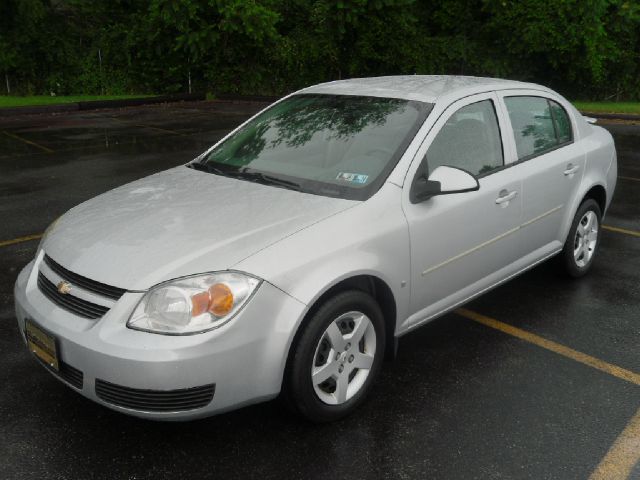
<box><xmin>209</xmin><ymin>283</ymin><xmax>234</xmax><ymax>317</ymax></box>
<box><xmin>190</xmin><ymin>284</ymin><xmax>234</xmax><ymax>318</ymax></box>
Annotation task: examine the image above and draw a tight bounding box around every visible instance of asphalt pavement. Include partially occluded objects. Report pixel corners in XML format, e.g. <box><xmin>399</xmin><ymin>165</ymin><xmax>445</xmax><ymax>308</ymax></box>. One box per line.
<box><xmin>0</xmin><ymin>102</ymin><xmax>638</xmax><ymax>480</ymax></box>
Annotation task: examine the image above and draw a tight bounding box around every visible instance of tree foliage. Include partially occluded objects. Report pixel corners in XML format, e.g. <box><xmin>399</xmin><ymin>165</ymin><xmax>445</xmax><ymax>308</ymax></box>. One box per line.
<box><xmin>1</xmin><ymin>0</ymin><xmax>639</xmax><ymax>99</ymax></box>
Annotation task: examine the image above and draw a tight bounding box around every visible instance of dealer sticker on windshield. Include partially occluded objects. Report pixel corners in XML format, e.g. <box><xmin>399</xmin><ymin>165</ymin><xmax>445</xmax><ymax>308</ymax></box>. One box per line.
<box><xmin>336</xmin><ymin>172</ymin><xmax>369</xmax><ymax>184</ymax></box>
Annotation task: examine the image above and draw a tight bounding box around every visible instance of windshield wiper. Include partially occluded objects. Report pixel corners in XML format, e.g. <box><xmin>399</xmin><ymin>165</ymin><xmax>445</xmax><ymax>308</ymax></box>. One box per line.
<box><xmin>188</xmin><ymin>162</ymin><xmax>246</xmax><ymax>181</ymax></box>
<box><xmin>235</xmin><ymin>170</ymin><xmax>302</xmax><ymax>192</ymax></box>
<box><xmin>188</xmin><ymin>163</ymin><xmax>301</xmax><ymax>192</ymax></box>
<box><xmin>187</xmin><ymin>162</ymin><xmax>230</xmax><ymax>176</ymax></box>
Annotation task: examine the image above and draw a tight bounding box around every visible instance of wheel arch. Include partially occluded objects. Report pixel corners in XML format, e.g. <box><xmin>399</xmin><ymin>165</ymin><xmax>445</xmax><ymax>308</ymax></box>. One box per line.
<box><xmin>582</xmin><ymin>184</ymin><xmax>606</xmax><ymax>215</ymax></box>
<box><xmin>281</xmin><ymin>273</ymin><xmax>398</xmax><ymax>391</ymax></box>
<box><xmin>561</xmin><ymin>181</ymin><xmax>608</xmax><ymax>243</ymax></box>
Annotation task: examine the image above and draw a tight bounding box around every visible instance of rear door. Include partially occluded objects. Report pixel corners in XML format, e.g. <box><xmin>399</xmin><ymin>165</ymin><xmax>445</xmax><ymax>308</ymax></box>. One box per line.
<box><xmin>496</xmin><ymin>92</ymin><xmax>585</xmax><ymax>259</ymax></box>
<box><xmin>402</xmin><ymin>93</ymin><xmax>522</xmax><ymax>326</ymax></box>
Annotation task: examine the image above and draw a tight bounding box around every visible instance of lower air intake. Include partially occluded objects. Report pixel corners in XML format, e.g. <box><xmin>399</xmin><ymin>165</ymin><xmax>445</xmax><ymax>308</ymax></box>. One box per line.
<box><xmin>94</xmin><ymin>379</ymin><xmax>215</xmax><ymax>412</ymax></box>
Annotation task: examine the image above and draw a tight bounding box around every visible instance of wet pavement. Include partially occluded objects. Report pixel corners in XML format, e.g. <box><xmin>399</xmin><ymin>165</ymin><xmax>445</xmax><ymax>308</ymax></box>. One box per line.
<box><xmin>0</xmin><ymin>102</ymin><xmax>638</xmax><ymax>479</ymax></box>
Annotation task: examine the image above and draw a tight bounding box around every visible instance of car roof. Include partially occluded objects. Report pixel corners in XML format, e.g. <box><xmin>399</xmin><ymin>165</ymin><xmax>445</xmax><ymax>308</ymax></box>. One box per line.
<box><xmin>299</xmin><ymin>75</ymin><xmax>552</xmax><ymax>104</ymax></box>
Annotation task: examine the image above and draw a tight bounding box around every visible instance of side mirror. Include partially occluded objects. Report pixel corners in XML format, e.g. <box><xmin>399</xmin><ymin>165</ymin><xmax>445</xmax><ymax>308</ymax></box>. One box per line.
<box><xmin>410</xmin><ymin>165</ymin><xmax>479</xmax><ymax>204</ymax></box>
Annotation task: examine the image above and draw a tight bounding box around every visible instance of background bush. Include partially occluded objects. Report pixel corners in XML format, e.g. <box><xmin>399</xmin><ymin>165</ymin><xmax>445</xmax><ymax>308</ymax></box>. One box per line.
<box><xmin>1</xmin><ymin>0</ymin><xmax>639</xmax><ymax>100</ymax></box>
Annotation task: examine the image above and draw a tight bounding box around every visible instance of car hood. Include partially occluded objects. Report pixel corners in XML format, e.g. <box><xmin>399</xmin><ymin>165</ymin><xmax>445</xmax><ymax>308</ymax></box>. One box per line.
<box><xmin>43</xmin><ymin>166</ymin><xmax>355</xmax><ymax>290</ymax></box>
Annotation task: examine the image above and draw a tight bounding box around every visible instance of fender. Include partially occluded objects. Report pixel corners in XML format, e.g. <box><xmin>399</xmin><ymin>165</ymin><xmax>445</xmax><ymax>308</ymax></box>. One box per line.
<box><xmin>559</xmin><ymin>126</ymin><xmax>616</xmax><ymax>243</ymax></box>
<box><xmin>234</xmin><ymin>183</ymin><xmax>412</xmax><ymax>337</ymax></box>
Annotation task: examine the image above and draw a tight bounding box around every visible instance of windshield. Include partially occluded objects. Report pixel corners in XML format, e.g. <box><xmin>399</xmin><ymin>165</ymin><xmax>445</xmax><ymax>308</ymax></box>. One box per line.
<box><xmin>193</xmin><ymin>94</ymin><xmax>432</xmax><ymax>200</ymax></box>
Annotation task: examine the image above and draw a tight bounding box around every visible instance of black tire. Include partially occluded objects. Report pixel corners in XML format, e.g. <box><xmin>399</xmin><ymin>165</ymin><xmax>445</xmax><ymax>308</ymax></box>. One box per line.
<box><xmin>559</xmin><ymin>198</ymin><xmax>602</xmax><ymax>278</ymax></box>
<box><xmin>283</xmin><ymin>290</ymin><xmax>386</xmax><ymax>423</ymax></box>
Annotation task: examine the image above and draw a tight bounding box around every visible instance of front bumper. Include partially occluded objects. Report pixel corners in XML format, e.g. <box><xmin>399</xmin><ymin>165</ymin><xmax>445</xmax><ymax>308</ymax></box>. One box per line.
<box><xmin>14</xmin><ymin>254</ymin><xmax>307</xmax><ymax>420</ymax></box>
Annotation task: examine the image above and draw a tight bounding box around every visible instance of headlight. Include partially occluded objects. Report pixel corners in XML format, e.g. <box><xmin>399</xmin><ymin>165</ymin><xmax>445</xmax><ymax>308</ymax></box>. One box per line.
<box><xmin>127</xmin><ymin>272</ymin><xmax>261</xmax><ymax>335</ymax></box>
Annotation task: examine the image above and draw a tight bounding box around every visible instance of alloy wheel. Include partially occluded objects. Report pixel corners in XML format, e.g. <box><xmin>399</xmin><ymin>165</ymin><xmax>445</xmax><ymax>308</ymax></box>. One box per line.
<box><xmin>311</xmin><ymin>311</ymin><xmax>377</xmax><ymax>405</ymax></box>
<box><xmin>573</xmin><ymin>210</ymin><xmax>599</xmax><ymax>268</ymax></box>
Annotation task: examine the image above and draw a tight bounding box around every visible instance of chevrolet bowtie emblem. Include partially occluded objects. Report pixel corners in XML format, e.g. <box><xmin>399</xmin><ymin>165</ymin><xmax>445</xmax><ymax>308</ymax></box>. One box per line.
<box><xmin>57</xmin><ymin>281</ymin><xmax>72</xmax><ymax>295</ymax></box>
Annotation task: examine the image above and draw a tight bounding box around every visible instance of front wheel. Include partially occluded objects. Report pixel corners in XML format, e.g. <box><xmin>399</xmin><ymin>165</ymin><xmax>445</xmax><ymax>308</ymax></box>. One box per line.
<box><xmin>559</xmin><ymin>199</ymin><xmax>602</xmax><ymax>277</ymax></box>
<box><xmin>284</xmin><ymin>290</ymin><xmax>385</xmax><ymax>422</ymax></box>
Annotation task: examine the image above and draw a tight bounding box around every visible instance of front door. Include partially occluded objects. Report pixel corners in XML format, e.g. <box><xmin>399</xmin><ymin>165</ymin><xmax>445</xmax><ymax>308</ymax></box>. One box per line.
<box><xmin>402</xmin><ymin>93</ymin><xmax>522</xmax><ymax>327</ymax></box>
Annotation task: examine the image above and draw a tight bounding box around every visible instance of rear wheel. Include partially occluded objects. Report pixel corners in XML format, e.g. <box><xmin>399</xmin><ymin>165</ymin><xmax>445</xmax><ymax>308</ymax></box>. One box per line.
<box><xmin>284</xmin><ymin>290</ymin><xmax>385</xmax><ymax>422</ymax></box>
<box><xmin>559</xmin><ymin>199</ymin><xmax>602</xmax><ymax>277</ymax></box>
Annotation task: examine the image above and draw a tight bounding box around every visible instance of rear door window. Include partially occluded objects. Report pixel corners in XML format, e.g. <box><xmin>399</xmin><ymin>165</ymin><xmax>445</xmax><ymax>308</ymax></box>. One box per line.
<box><xmin>549</xmin><ymin>100</ymin><xmax>572</xmax><ymax>144</ymax></box>
<box><xmin>504</xmin><ymin>96</ymin><xmax>573</xmax><ymax>161</ymax></box>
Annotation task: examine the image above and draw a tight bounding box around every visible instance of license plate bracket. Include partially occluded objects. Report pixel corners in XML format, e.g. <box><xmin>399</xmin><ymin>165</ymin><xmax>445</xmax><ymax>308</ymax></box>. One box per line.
<box><xmin>25</xmin><ymin>319</ymin><xmax>59</xmax><ymax>371</ymax></box>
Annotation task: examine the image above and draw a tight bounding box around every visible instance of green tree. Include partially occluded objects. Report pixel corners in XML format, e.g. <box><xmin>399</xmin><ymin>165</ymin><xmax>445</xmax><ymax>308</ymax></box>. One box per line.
<box><xmin>0</xmin><ymin>0</ymin><xmax>47</xmax><ymax>93</ymax></box>
<box><xmin>480</xmin><ymin>0</ymin><xmax>611</xmax><ymax>96</ymax></box>
<box><xmin>0</xmin><ymin>0</ymin><xmax>639</xmax><ymax>100</ymax></box>
<box><xmin>140</xmin><ymin>0</ymin><xmax>280</xmax><ymax>93</ymax></box>
<box><xmin>599</xmin><ymin>0</ymin><xmax>640</xmax><ymax>99</ymax></box>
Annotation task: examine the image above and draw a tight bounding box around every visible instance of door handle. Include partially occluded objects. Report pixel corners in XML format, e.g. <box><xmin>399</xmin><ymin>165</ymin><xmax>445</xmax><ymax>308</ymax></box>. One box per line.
<box><xmin>495</xmin><ymin>189</ymin><xmax>518</xmax><ymax>205</ymax></box>
<box><xmin>564</xmin><ymin>163</ymin><xmax>580</xmax><ymax>176</ymax></box>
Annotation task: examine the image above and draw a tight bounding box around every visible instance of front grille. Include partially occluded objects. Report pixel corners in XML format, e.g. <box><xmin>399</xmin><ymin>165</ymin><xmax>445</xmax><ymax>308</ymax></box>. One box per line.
<box><xmin>43</xmin><ymin>254</ymin><xmax>126</xmax><ymax>300</ymax></box>
<box><xmin>58</xmin><ymin>362</ymin><xmax>84</xmax><ymax>389</ymax></box>
<box><xmin>35</xmin><ymin>357</ymin><xmax>84</xmax><ymax>389</ymax></box>
<box><xmin>95</xmin><ymin>379</ymin><xmax>215</xmax><ymax>412</ymax></box>
<box><xmin>37</xmin><ymin>272</ymin><xmax>109</xmax><ymax>319</ymax></box>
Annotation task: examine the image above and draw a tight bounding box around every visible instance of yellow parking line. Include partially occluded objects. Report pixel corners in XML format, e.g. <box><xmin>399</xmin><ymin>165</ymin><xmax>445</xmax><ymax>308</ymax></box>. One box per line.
<box><xmin>603</xmin><ymin>225</ymin><xmax>640</xmax><ymax>238</ymax></box>
<box><xmin>0</xmin><ymin>233</ymin><xmax>43</xmax><ymax>248</ymax></box>
<box><xmin>2</xmin><ymin>130</ymin><xmax>54</xmax><ymax>153</ymax></box>
<box><xmin>589</xmin><ymin>407</ymin><xmax>640</xmax><ymax>480</ymax></box>
<box><xmin>619</xmin><ymin>176</ymin><xmax>640</xmax><ymax>182</ymax></box>
<box><xmin>455</xmin><ymin>308</ymin><xmax>640</xmax><ymax>386</ymax></box>
<box><xmin>456</xmin><ymin>308</ymin><xmax>640</xmax><ymax>478</ymax></box>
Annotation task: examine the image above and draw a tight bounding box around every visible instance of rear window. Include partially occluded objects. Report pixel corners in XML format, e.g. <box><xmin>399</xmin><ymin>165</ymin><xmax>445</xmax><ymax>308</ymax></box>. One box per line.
<box><xmin>505</xmin><ymin>96</ymin><xmax>573</xmax><ymax>161</ymax></box>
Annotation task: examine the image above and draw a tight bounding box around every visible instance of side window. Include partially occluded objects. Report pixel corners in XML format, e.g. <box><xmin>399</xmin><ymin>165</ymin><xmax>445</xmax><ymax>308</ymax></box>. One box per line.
<box><xmin>425</xmin><ymin>100</ymin><xmax>504</xmax><ymax>177</ymax></box>
<box><xmin>505</xmin><ymin>96</ymin><xmax>573</xmax><ymax>160</ymax></box>
<box><xmin>549</xmin><ymin>100</ymin><xmax>572</xmax><ymax>144</ymax></box>
<box><xmin>504</xmin><ymin>97</ymin><xmax>557</xmax><ymax>160</ymax></box>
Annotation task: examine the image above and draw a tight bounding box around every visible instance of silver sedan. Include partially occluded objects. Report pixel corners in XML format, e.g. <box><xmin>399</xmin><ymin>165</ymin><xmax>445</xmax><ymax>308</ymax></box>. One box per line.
<box><xmin>14</xmin><ymin>76</ymin><xmax>617</xmax><ymax>422</ymax></box>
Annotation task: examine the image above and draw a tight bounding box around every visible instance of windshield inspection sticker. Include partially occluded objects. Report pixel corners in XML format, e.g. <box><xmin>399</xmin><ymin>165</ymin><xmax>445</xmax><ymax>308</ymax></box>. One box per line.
<box><xmin>336</xmin><ymin>172</ymin><xmax>369</xmax><ymax>184</ymax></box>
